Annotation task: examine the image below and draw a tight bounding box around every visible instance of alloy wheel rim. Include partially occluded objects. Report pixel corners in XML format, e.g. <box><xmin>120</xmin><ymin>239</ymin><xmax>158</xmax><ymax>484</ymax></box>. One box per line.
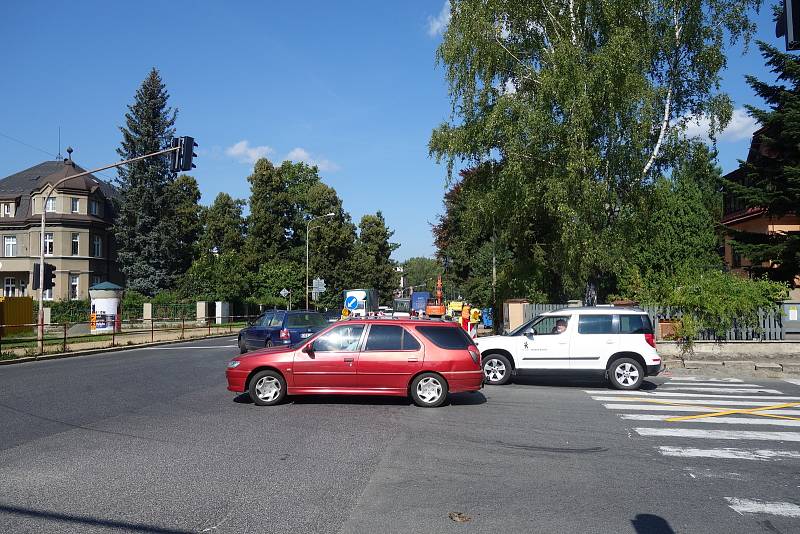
<box><xmin>483</xmin><ymin>358</ymin><xmax>506</xmax><ymax>382</ymax></box>
<box><xmin>416</xmin><ymin>377</ymin><xmax>443</xmax><ymax>403</ymax></box>
<box><xmin>615</xmin><ymin>363</ymin><xmax>639</xmax><ymax>386</ymax></box>
<box><xmin>255</xmin><ymin>376</ymin><xmax>281</xmax><ymax>401</ymax></box>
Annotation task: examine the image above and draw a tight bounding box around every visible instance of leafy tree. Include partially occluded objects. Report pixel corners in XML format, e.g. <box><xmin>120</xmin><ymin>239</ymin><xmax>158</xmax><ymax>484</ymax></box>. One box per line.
<box><xmin>249</xmin><ymin>261</ymin><xmax>305</xmax><ymax>309</ymax></box>
<box><xmin>430</xmin><ymin>0</ymin><xmax>759</xmax><ymax>301</ymax></box>
<box><xmin>179</xmin><ymin>252</ymin><xmax>250</xmax><ymax>303</ymax></box>
<box><xmin>114</xmin><ymin>68</ymin><xmax>184</xmax><ymax>295</ymax></box>
<box><xmin>200</xmin><ymin>192</ymin><xmax>246</xmax><ymax>255</ymax></box>
<box><xmin>725</xmin><ymin>41</ymin><xmax>800</xmax><ymax>286</ymax></box>
<box><xmin>169</xmin><ymin>174</ymin><xmax>203</xmax><ymax>271</ymax></box>
<box><xmin>401</xmin><ymin>257</ymin><xmax>441</xmax><ymax>291</ymax></box>
<box><xmin>352</xmin><ymin>212</ymin><xmax>399</xmax><ymax>304</ymax></box>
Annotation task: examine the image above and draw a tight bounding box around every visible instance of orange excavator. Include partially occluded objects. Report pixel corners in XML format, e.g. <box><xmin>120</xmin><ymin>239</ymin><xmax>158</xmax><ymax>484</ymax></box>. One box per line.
<box><xmin>425</xmin><ymin>275</ymin><xmax>446</xmax><ymax>318</ymax></box>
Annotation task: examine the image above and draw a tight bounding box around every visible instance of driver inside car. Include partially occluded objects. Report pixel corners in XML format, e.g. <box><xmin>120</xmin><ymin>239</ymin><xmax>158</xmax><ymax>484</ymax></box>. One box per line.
<box><xmin>551</xmin><ymin>319</ymin><xmax>568</xmax><ymax>334</ymax></box>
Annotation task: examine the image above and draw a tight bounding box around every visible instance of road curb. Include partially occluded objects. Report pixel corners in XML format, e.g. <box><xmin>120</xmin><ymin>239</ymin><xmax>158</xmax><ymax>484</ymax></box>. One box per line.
<box><xmin>0</xmin><ymin>333</ymin><xmax>238</xmax><ymax>366</ymax></box>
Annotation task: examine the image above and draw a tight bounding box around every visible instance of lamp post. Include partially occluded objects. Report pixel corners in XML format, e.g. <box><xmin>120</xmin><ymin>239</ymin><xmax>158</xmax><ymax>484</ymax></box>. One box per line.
<box><xmin>306</xmin><ymin>212</ymin><xmax>335</xmax><ymax>310</ymax></box>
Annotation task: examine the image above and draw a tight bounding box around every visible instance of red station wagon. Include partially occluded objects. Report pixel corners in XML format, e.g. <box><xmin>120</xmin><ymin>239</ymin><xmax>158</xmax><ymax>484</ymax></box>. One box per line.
<box><xmin>226</xmin><ymin>318</ymin><xmax>483</xmax><ymax>407</ymax></box>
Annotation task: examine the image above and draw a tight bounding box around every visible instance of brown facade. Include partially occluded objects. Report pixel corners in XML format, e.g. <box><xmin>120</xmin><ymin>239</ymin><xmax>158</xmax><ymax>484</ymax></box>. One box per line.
<box><xmin>0</xmin><ymin>160</ymin><xmax>122</xmax><ymax>300</ymax></box>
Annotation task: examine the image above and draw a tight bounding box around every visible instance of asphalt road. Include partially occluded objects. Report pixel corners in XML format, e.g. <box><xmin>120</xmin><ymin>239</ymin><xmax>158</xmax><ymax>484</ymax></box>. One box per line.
<box><xmin>1</xmin><ymin>337</ymin><xmax>799</xmax><ymax>533</ymax></box>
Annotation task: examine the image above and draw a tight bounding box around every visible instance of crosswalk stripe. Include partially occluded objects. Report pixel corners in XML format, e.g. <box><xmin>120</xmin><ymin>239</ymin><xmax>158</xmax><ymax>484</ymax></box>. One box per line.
<box><xmin>658</xmin><ymin>446</ymin><xmax>800</xmax><ymax>461</ymax></box>
<box><xmin>584</xmin><ymin>390</ymin><xmax>800</xmax><ymax>400</ymax></box>
<box><xmin>785</xmin><ymin>379</ymin><xmax>800</xmax><ymax>386</ymax></box>
<box><xmin>658</xmin><ymin>386</ymin><xmax>763</xmax><ymax>389</ymax></box>
<box><xmin>663</xmin><ymin>377</ymin><xmax>744</xmax><ymax>383</ymax></box>
<box><xmin>602</xmin><ymin>403</ymin><xmax>800</xmax><ymax>415</ymax></box>
<box><xmin>655</xmin><ymin>387</ymin><xmax>783</xmax><ymax>394</ymax></box>
<box><xmin>634</xmin><ymin>428</ymin><xmax>800</xmax><ymax>441</ymax></box>
<box><xmin>621</xmin><ymin>414</ymin><xmax>800</xmax><ymax>427</ymax></box>
<box><xmin>594</xmin><ymin>397</ymin><xmax>800</xmax><ymax>407</ymax></box>
<box><xmin>724</xmin><ymin>498</ymin><xmax>800</xmax><ymax>518</ymax></box>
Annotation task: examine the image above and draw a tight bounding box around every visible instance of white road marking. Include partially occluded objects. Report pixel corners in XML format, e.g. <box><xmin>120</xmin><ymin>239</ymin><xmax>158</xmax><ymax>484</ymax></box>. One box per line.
<box><xmin>649</xmin><ymin>387</ymin><xmax>784</xmax><ymax>394</ymax></box>
<box><xmin>663</xmin><ymin>383</ymin><xmax>764</xmax><ymax>389</ymax></box>
<box><xmin>602</xmin><ymin>403</ymin><xmax>800</xmax><ymax>415</ymax></box>
<box><xmin>724</xmin><ymin>498</ymin><xmax>800</xmax><ymax>518</ymax></box>
<box><xmin>595</xmin><ymin>397</ymin><xmax>800</xmax><ymax>407</ymax></box>
<box><xmin>621</xmin><ymin>414</ymin><xmax>800</xmax><ymax>427</ymax></box>
<box><xmin>659</xmin><ymin>447</ymin><xmax>800</xmax><ymax>461</ymax></box>
<box><xmin>584</xmin><ymin>390</ymin><xmax>800</xmax><ymax>401</ymax></box>
<box><xmin>664</xmin><ymin>377</ymin><xmax>744</xmax><ymax>383</ymax></box>
<box><xmin>634</xmin><ymin>428</ymin><xmax>800</xmax><ymax>442</ymax></box>
<box><xmin>785</xmin><ymin>379</ymin><xmax>800</xmax><ymax>386</ymax></box>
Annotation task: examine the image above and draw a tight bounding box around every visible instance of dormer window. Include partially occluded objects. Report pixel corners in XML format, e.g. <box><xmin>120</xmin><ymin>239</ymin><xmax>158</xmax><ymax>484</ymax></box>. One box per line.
<box><xmin>89</xmin><ymin>199</ymin><xmax>100</xmax><ymax>216</ymax></box>
<box><xmin>2</xmin><ymin>203</ymin><xmax>11</xmax><ymax>217</ymax></box>
<box><xmin>71</xmin><ymin>197</ymin><xmax>79</xmax><ymax>213</ymax></box>
<box><xmin>45</xmin><ymin>197</ymin><xmax>55</xmax><ymax>213</ymax></box>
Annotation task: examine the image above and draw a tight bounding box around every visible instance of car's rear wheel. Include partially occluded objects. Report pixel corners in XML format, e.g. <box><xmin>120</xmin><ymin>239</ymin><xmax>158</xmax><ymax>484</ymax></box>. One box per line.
<box><xmin>249</xmin><ymin>370</ymin><xmax>287</xmax><ymax>406</ymax></box>
<box><xmin>265</xmin><ymin>339</ymin><xmax>273</xmax><ymax>348</ymax></box>
<box><xmin>608</xmin><ymin>358</ymin><xmax>644</xmax><ymax>390</ymax></box>
<box><xmin>482</xmin><ymin>353</ymin><xmax>512</xmax><ymax>385</ymax></box>
<box><xmin>410</xmin><ymin>373</ymin><xmax>448</xmax><ymax>408</ymax></box>
<box><xmin>238</xmin><ymin>335</ymin><xmax>247</xmax><ymax>354</ymax></box>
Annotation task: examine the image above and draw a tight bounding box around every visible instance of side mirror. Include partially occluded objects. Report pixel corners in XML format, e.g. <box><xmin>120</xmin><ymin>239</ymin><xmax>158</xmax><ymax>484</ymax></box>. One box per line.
<box><xmin>302</xmin><ymin>343</ymin><xmax>314</xmax><ymax>354</ymax></box>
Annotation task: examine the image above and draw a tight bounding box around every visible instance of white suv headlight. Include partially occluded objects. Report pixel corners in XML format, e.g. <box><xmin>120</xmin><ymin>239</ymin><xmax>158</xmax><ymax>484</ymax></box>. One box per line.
<box><xmin>227</xmin><ymin>360</ymin><xmax>241</xmax><ymax>368</ymax></box>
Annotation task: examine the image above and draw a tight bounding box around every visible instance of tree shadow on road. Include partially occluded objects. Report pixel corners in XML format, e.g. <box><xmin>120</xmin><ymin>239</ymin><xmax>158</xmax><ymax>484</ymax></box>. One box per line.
<box><xmin>0</xmin><ymin>503</ymin><xmax>193</xmax><ymax>533</ymax></box>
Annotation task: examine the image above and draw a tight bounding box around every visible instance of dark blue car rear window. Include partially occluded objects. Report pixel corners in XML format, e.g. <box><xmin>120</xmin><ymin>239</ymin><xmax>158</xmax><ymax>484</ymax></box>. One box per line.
<box><xmin>286</xmin><ymin>313</ymin><xmax>326</xmax><ymax>328</ymax></box>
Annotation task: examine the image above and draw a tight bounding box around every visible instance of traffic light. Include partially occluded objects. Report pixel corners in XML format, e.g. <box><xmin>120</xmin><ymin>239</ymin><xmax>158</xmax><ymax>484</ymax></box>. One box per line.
<box><xmin>776</xmin><ymin>0</ymin><xmax>800</xmax><ymax>50</ymax></box>
<box><xmin>32</xmin><ymin>262</ymin><xmax>56</xmax><ymax>290</ymax></box>
<box><xmin>171</xmin><ymin>136</ymin><xmax>198</xmax><ymax>173</ymax></box>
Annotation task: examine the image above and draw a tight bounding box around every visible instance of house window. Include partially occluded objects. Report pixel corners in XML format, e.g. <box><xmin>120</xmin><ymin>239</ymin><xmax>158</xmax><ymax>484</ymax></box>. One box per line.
<box><xmin>45</xmin><ymin>197</ymin><xmax>55</xmax><ymax>212</ymax></box>
<box><xmin>2</xmin><ymin>203</ymin><xmax>11</xmax><ymax>217</ymax></box>
<box><xmin>92</xmin><ymin>235</ymin><xmax>102</xmax><ymax>257</ymax></box>
<box><xmin>89</xmin><ymin>199</ymin><xmax>99</xmax><ymax>216</ymax></box>
<box><xmin>71</xmin><ymin>198</ymin><xmax>79</xmax><ymax>213</ymax></box>
<box><xmin>69</xmin><ymin>274</ymin><xmax>79</xmax><ymax>300</ymax></box>
<box><xmin>4</xmin><ymin>236</ymin><xmax>16</xmax><ymax>257</ymax></box>
<box><xmin>19</xmin><ymin>280</ymin><xmax>27</xmax><ymax>296</ymax></box>
<box><xmin>4</xmin><ymin>277</ymin><xmax>15</xmax><ymax>297</ymax></box>
<box><xmin>43</xmin><ymin>233</ymin><xmax>54</xmax><ymax>255</ymax></box>
<box><xmin>71</xmin><ymin>233</ymin><xmax>79</xmax><ymax>255</ymax></box>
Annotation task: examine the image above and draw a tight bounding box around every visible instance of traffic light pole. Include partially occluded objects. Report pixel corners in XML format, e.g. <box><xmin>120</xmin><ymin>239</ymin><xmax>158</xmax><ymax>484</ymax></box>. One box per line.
<box><xmin>36</xmin><ymin>146</ymin><xmax>181</xmax><ymax>351</ymax></box>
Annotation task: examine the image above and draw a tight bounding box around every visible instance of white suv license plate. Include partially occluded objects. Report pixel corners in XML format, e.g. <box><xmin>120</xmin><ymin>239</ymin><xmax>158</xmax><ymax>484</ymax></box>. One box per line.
<box><xmin>300</xmin><ymin>333</ymin><xmax>312</xmax><ymax>338</ymax></box>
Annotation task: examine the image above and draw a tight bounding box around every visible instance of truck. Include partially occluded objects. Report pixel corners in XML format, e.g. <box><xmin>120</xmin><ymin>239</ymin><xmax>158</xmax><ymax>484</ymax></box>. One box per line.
<box><xmin>343</xmin><ymin>288</ymin><xmax>379</xmax><ymax>317</ymax></box>
<box><xmin>392</xmin><ymin>297</ymin><xmax>411</xmax><ymax>318</ymax></box>
<box><xmin>410</xmin><ymin>291</ymin><xmax>430</xmax><ymax>315</ymax></box>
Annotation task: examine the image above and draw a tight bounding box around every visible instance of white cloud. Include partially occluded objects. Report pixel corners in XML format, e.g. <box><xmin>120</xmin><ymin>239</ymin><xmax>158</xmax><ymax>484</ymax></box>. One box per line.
<box><xmin>286</xmin><ymin>147</ymin><xmax>340</xmax><ymax>172</ymax></box>
<box><xmin>683</xmin><ymin>108</ymin><xmax>759</xmax><ymax>143</ymax></box>
<box><xmin>427</xmin><ymin>1</ymin><xmax>451</xmax><ymax>37</ymax></box>
<box><xmin>225</xmin><ymin>140</ymin><xmax>274</xmax><ymax>163</ymax></box>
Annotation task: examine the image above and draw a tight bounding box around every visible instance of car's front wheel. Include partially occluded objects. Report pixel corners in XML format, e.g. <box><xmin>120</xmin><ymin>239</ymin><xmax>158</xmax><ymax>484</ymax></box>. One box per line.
<box><xmin>608</xmin><ymin>358</ymin><xmax>644</xmax><ymax>390</ymax></box>
<box><xmin>410</xmin><ymin>373</ymin><xmax>448</xmax><ymax>408</ymax></box>
<box><xmin>249</xmin><ymin>370</ymin><xmax>287</xmax><ymax>406</ymax></box>
<box><xmin>482</xmin><ymin>353</ymin><xmax>512</xmax><ymax>385</ymax></box>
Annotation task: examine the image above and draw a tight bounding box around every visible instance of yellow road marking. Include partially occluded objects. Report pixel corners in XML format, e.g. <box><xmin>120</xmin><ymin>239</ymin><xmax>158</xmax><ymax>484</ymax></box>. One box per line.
<box><xmin>629</xmin><ymin>398</ymin><xmax>800</xmax><ymax>423</ymax></box>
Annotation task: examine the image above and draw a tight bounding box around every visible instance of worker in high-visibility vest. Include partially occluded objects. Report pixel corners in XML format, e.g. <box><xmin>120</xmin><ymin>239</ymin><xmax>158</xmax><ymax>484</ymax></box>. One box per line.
<box><xmin>460</xmin><ymin>304</ymin><xmax>471</xmax><ymax>334</ymax></box>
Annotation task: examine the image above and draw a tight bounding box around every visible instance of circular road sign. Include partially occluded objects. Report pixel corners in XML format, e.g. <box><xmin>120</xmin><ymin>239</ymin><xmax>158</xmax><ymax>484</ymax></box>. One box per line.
<box><xmin>345</xmin><ymin>295</ymin><xmax>359</xmax><ymax>311</ymax></box>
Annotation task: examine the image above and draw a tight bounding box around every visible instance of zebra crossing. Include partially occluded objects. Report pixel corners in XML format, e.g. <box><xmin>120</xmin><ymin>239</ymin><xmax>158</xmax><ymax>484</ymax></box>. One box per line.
<box><xmin>585</xmin><ymin>377</ymin><xmax>800</xmax><ymax>521</ymax></box>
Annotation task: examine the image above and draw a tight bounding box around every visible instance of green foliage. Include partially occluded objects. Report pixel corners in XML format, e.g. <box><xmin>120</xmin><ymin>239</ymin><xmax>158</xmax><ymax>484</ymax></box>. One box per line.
<box><xmin>351</xmin><ymin>212</ymin><xmax>399</xmax><ymax>304</ymax></box>
<box><xmin>199</xmin><ymin>192</ymin><xmax>246</xmax><ymax>255</ymax></box>
<box><xmin>402</xmin><ymin>257</ymin><xmax>441</xmax><ymax>289</ymax></box>
<box><xmin>50</xmin><ymin>299</ymin><xmax>91</xmax><ymax>324</ymax></box>
<box><xmin>620</xmin><ymin>268</ymin><xmax>788</xmax><ymax>352</ymax></box>
<box><xmin>431</xmin><ymin>0</ymin><xmax>759</xmax><ymax>302</ymax></box>
<box><xmin>725</xmin><ymin>42</ymin><xmax>800</xmax><ymax>286</ymax></box>
<box><xmin>114</xmin><ymin>68</ymin><xmax>200</xmax><ymax>295</ymax></box>
<box><xmin>179</xmin><ymin>252</ymin><xmax>250</xmax><ymax>303</ymax></box>
<box><xmin>249</xmin><ymin>261</ymin><xmax>304</xmax><ymax>308</ymax></box>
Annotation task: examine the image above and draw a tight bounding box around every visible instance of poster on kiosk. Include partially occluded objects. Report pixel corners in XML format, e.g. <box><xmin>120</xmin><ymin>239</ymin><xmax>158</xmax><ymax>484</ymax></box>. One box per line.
<box><xmin>89</xmin><ymin>282</ymin><xmax>124</xmax><ymax>334</ymax></box>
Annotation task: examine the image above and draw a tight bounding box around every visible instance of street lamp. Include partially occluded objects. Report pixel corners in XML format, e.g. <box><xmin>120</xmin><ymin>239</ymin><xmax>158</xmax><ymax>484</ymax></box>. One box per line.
<box><xmin>306</xmin><ymin>212</ymin><xmax>335</xmax><ymax>309</ymax></box>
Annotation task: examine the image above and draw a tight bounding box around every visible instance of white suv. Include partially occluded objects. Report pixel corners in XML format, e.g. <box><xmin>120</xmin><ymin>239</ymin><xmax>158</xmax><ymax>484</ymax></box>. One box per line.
<box><xmin>475</xmin><ymin>307</ymin><xmax>661</xmax><ymax>390</ymax></box>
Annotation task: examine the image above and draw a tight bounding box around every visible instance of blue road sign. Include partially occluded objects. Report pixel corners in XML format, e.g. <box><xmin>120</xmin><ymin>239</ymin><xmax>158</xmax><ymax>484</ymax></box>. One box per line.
<box><xmin>345</xmin><ymin>295</ymin><xmax>359</xmax><ymax>311</ymax></box>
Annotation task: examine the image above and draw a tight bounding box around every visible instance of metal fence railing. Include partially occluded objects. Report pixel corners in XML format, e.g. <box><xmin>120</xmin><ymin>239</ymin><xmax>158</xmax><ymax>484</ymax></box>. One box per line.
<box><xmin>0</xmin><ymin>315</ymin><xmax>259</xmax><ymax>360</ymax></box>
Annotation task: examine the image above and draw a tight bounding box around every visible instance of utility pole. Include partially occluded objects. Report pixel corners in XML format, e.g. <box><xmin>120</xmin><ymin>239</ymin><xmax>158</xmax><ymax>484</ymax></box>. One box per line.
<box><xmin>36</xmin><ymin>141</ymin><xmax>195</xmax><ymax>349</ymax></box>
<box><xmin>305</xmin><ymin>212</ymin><xmax>335</xmax><ymax>310</ymax></box>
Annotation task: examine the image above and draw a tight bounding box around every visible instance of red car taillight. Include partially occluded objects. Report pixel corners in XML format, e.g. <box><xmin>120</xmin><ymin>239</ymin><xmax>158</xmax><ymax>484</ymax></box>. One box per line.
<box><xmin>468</xmin><ymin>347</ymin><xmax>480</xmax><ymax>365</ymax></box>
<box><xmin>645</xmin><ymin>333</ymin><xmax>656</xmax><ymax>348</ymax></box>
<box><xmin>280</xmin><ymin>328</ymin><xmax>290</xmax><ymax>340</ymax></box>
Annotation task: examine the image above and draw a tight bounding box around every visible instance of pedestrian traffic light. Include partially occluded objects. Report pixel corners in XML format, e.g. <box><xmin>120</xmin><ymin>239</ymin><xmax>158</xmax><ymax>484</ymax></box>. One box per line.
<box><xmin>32</xmin><ymin>262</ymin><xmax>56</xmax><ymax>290</ymax></box>
<box><xmin>776</xmin><ymin>0</ymin><xmax>800</xmax><ymax>50</ymax></box>
<box><xmin>171</xmin><ymin>136</ymin><xmax>198</xmax><ymax>173</ymax></box>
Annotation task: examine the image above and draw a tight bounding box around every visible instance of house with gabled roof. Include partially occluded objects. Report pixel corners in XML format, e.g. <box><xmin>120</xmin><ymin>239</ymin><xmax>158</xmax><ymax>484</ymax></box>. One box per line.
<box><xmin>0</xmin><ymin>157</ymin><xmax>122</xmax><ymax>300</ymax></box>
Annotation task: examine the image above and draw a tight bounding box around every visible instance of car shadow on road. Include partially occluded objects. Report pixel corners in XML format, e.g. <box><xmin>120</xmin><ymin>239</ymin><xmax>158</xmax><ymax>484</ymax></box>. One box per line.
<box><xmin>631</xmin><ymin>513</ymin><xmax>675</xmax><ymax>534</ymax></box>
<box><xmin>233</xmin><ymin>392</ymin><xmax>487</xmax><ymax>407</ymax></box>
<box><xmin>510</xmin><ymin>374</ymin><xmax>659</xmax><ymax>391</ymax></box>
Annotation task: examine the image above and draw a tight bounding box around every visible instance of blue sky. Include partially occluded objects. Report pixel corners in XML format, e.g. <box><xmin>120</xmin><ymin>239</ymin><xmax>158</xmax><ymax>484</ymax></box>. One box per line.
<box><xmin>0</xmin><ymin>1</ymin><xmax>788</xmax><ymax>260</ymax></box>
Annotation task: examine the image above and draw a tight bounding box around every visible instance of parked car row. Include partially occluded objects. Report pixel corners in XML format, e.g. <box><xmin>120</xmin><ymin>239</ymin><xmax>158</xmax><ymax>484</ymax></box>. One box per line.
<box><xmin>226</xmin><ymin>306</ymin><xmax>662</xmax><ymax>407</ymax></box>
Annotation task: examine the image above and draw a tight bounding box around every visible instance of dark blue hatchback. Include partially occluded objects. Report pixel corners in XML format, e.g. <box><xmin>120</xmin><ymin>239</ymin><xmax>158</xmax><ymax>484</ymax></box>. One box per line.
<box><xmin>238</xmin><ymin>310</ymin><xmax>328</xmax><ymax>353</ymax></box>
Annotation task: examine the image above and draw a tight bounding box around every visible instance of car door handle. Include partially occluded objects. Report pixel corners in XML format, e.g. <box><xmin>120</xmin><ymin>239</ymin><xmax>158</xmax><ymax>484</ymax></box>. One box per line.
<box><xmin>407</xmin><ymin>357</ymin><xmax>418</xmax><ymax>362</ymax></box>
<box><xmin>606</xmin><ymin>339</ymin><xmax>616</xmax><ymax>344</ymax></box>
<box><xmin>343</xmin><ymin>357</ymin><xmax>354</xmax><ymax>362</ymax></box>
